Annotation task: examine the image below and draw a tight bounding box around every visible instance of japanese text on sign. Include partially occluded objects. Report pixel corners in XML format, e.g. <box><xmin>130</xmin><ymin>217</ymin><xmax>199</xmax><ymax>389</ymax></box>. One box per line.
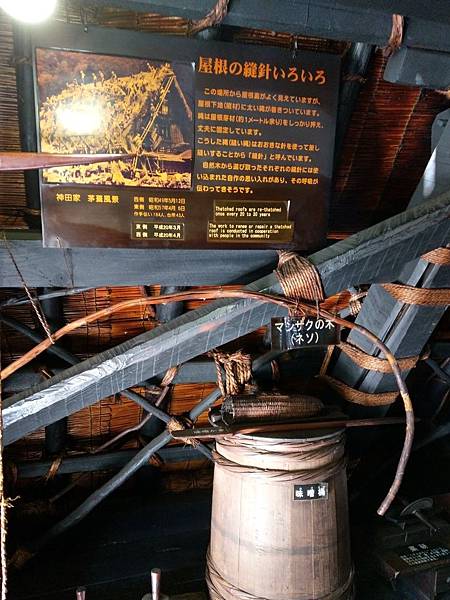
<box><xmin>294</xmin><ymin>483</ymin><xmax>328</xmax><ymax>501</ymax></box>
<box><xmin>198</xmin><ymin>57</ymin><xmax>326</xmax><ymax>85</ymax></box>
<box><xmin>398</xmin><ymin>543</ymin><xmax>450</xmax><ymax>566</ymax></box>
<box><xmin>36</xmin><ymin>31</ymin><xmax>339</xmax><ymax>249</ymax></box>
<box><xmin>271</xmin><ymin>316</ymin><xmax>340</xmax><ymax>350</ymax></box>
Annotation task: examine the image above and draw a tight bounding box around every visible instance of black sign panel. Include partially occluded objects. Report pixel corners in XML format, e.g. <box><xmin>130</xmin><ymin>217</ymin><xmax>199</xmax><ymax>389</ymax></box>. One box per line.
<box><xmin>271</xmin><ymin>316</ymin><xmax>340</xmax><ymax>350</ymax></box>
<box><xmin>294</xmin><ymin>483</ymin><xmax>329</xmax><ymax>500</ymax></box>
<box><xmin>29</xmin><ymin>23</ymin><xmax>340</xmax><ymax>249</ymax></box>
<box><xmin>396</xmin><ymin>542</ymin><xmax>450</xmax><ymax>567</ymax></box>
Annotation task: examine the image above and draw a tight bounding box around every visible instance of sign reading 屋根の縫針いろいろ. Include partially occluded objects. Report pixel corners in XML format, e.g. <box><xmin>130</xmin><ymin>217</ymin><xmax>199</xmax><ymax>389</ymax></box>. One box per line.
<box><xmin>32</xmin><ymin>23</ymin><xmax>340</xmax><ymax>249</ymax></box>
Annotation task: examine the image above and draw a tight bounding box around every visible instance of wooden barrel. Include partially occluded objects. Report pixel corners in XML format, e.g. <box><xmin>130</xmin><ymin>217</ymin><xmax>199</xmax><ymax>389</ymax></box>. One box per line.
<box><xmin>206</xmin><ymin>430</ymin><xmax>353</xmax><ymax>600</ymax></box>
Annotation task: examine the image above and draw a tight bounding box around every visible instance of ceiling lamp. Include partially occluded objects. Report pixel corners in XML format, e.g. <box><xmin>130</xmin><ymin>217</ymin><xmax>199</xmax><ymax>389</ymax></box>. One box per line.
<box><xmin>0</xmin><ymin>0</ymin><xmax>57</xmax><ymax>24</ymax></box>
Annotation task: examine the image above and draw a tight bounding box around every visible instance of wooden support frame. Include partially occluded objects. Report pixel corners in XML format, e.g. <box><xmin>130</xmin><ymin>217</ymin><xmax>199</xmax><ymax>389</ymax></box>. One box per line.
<box><xmin>3</xmin><ymin>192</ymin><xmax>450</xmax><ymax>445</ymax></box>
<box><xmin>16</xmin><ymin>446</ymin><xmax>206</xmax><ymax>478</ymax></box>
<box><xmin>330</xmin><ymin>113</ymin><xmax>450</xmax><ymax>418</ymax></box>
<box><xmin>0</xmin><ymin>242</ymin><xmax>278</xmax><ymax>288</ymax></box>
<box><xmin>91</xmin><ymin>0</ymin><xmax>450</xmax><ymax>52</ymax></box>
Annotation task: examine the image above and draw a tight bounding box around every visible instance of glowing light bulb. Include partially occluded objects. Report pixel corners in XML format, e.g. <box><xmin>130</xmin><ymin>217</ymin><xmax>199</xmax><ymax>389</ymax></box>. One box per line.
<box><xmin>56</xmin><ymin>103</ymin><xmax>103</xmax><ymax>136</ymax></box>
<box><xmin>0</xmin><ymin>0</ymin><xmax>57</xmax><ymax>24</ymax></box>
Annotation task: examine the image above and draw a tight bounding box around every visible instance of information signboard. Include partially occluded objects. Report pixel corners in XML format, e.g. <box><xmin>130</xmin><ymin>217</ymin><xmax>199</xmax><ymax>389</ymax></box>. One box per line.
<box><xmin>29</xmin><ymin>23</ymin><xmax>340</xmax><ymax>249</ymax></box>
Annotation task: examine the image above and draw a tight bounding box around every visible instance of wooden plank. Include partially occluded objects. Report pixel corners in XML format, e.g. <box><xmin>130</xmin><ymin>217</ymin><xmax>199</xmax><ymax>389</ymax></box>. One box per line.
<box><xmin>40</xmin><ymin>290</ymin><xmax>67</xmax><ymax>456</ymax></box>
<box><xmin>3</xmin><ymin>361</ymin><xmax>218</xmax><ymax>393</ymax></box>
<box><xmin>3</xmin><ymin>193</ymin><xmax>450</xmax><ymax>445</ymax></box>
<box><xmin>16</xmin><ymin>446</ymin><xmax>205</xmax><ymax>478</ymax></box>
<box><xmin>0</xmin><ymin>243</ymin><xmax>278</xmax><ymax>287</ymax></box>
<box><xmin>340</xmin><ymin>1</ymin><xmax>450</xmax><ymax>25</ymax></box>
<box><xmin>384</xmin><ymin>46</ymin><xmax>450</xmax><ymax>88</ymax></box>
<box><xmin>331</xmin><ymin>117</ymin><xmax>450</xmax><ymax>418</ymax></box>
<box><xmin>335</xmin><ymin>43</ymin><xmax>373</xmax><ymax>162</ymax></box>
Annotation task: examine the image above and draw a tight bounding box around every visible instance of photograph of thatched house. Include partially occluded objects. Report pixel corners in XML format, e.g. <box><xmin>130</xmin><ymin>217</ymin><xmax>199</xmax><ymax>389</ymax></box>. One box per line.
<box><xmin>36</xmin><ymin>48</ymin><xmax>194</xmax><ymax>188</ymax></box>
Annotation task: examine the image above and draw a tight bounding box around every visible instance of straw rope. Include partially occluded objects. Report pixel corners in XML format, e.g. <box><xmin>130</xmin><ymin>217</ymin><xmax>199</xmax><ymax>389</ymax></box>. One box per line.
<box><xmin>383</xmin><ymin>14</ymin><xmax>404</xmax><ymax>57</ymax></box>
<box><xmin>348</xmin><ymin>291</ymin><xmax>367</xmax><ymax>316</ymax></box>
<box><xmin>167</xmin><ymin>417</ymin><xmax>200</xmax><ymax>448</ymax></box>
<box><xmin>275</xmin><ymin>251</ymin><xmax>324</xmax><ymax>303</ymax></box>
<box><xmin>44</xmin><ymin>456</ymin><xmax>63</xmax><ymax>484</ymax></box>
<box><xmin>189</xmin><ymin>0</ymin><xmax>229</xmax><ymax>35</ymax></box>
<box><xmin>422</xmin><ymin>247</ymin><xmax>450</xmax><ymax>265</ymax></box>
<box><xmin>160</xmin><ymin>366</ymin><xmax>179</xmax><ymax>387</ymax></box>
<box><xmin>382</xmin><ymin>284</ymin><xmax>450</xmax><ymax>306</ymax></box>
<box><xmin>321</xmin><ymin>375</ymin><xmax>398</xmax><ymax>406</ymax></box>
<box><xmin>339</xmin><ymin>341</ymin><xmax>429</xmax><ymax>373</ymax></box>
<box><xmin>211</xmin><ymin>350</ymin><xmax>252</xmax><ymax>396</ymax></box>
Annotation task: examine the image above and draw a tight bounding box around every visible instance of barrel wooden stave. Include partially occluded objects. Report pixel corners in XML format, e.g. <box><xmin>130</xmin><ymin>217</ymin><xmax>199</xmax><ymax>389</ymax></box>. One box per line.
<box><xmin>208</xmin><ymin>431</ymin><xmax>353</xmax><ymax>600</ymax></box>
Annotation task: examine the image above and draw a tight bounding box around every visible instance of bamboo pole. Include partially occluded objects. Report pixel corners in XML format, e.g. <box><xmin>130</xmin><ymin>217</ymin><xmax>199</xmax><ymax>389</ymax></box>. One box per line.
<box><xmin>0</xmin><ymin>152</ymin><xmax>129</xmax><ymax>171</ymax></box>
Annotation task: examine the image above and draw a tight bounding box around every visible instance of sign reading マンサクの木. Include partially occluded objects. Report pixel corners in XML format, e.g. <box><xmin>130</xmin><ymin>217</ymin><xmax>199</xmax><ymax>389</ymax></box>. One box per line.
<box><xmin>30</xmin><ymin>22</ymin><xmax>340</xmax><ymax>249</ymax></box>
<box><xmin>271</xmin><ymin>316</ymin><xmax>341</xmax><ymax>350</ymax></box>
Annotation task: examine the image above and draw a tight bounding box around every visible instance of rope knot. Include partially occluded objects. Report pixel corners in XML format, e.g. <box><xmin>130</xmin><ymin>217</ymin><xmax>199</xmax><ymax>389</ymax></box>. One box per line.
<box><xmin>167</xmin><ymin>416</ymin><xmax>199</xmax><ymax>448</ymax></box>
<box><xmin>348</xmin><ymin>290</ymin><xmax>367</xmax><ymax>316</ymax></box>
<box><xmin>383</xmin><ymin>14</ymin><xmax>404</xmax><ymax>57</ymax></box>
<box><xmin>210</xmin><ymin>350</ymin><xmax>252</xmax><ymax>396</ymax></box>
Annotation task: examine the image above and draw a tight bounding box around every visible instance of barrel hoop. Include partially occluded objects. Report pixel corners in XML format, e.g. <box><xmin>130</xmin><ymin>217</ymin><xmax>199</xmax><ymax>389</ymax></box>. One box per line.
<box><xmin>206</xmin><ymin>549</ymin><xmax>354</xmax><ymax>600</ymax></box>
<box><xmin>213</xmin><ymin>451</ymin><xmax>346</xmax><ymax>483</ymax></box>
<box><xmin>215</xmin><ymin>431</ymin><xmax>345</xmax><ymax>479</ymax></box>
<box><xmin>216</xmin><ymin>430</ymin><xmax>345</xmax><ymax>461</ymax></box>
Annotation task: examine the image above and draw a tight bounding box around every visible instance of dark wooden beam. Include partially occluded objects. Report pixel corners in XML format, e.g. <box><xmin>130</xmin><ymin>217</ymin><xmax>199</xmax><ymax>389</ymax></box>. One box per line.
<box><xmin>40</xmin><ymin>290</ymin><xmax>68</xmax><ymax>456</ymax></box>
<box><xmin>146</xmin><ymin>285</ymin><xmax>187</xmax><ymax>437</ymax></box>
<box><xmin>16</xmin><ymin>446</ymin><xmax>206</xmax><ymax>478</ymax></box>
<box><xmin>13</xmin><ymin>22</ymin><xmax>40</xmax><ymax>229</ymax></box>
<box><xmin>331</xmin><ymin>265</ymin><xmax>448</xmax><ymax>411</ymax></box>
<box><xmin>92</xmin><ymin>0</ymin><xmax>450</xmax><ymax>52</ymax></box>
<box><xmin>335</xmin><ymin>43</ymin><xmax>373</xmax><ymax>162</ymax></box>
<box><xmin>155</xmin><ymin>286</ymin><xmax>187</xmax><ymax>323</ymax></box>
<box><xmin>4</xmin><ymin>353</ymin><xmax>321</xmax><ymax>394</ymax></box>
<box><xmin>338</xmin><ymin>1</ymin><xmax>450</xmax><ymax>25</ymax></box>
<box><xmin>3</xmin><ymin>193</ymin><xmax>450</xmax><ymax>445</ymax></box>
<box><xmin>384</xmin><ymin>46</ymin><xmax>450</xmax><ymax>88</ymax></box>
<box><xmin>3</xmin><ymin>361</ymin><xmax>219</xmax><ymax>394</ymax></box>
<box><xmin>0</xmin><ymin>315</ymin><xmax>79</xmax><ymax>366</ymax></box>
<box><xmin>0</xmin><ymin>241</ymin><xmax>278</xmax><ymax>288</ymax></box>
<box><xmin>410</xmin><ymin>108</ymin><xmax>450</xmax><ymax>207</ymax></box>
<box><xmin>431</xmin><ymin>341</ymin><xmax>450</xmax><ymax>360</ymax></box>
